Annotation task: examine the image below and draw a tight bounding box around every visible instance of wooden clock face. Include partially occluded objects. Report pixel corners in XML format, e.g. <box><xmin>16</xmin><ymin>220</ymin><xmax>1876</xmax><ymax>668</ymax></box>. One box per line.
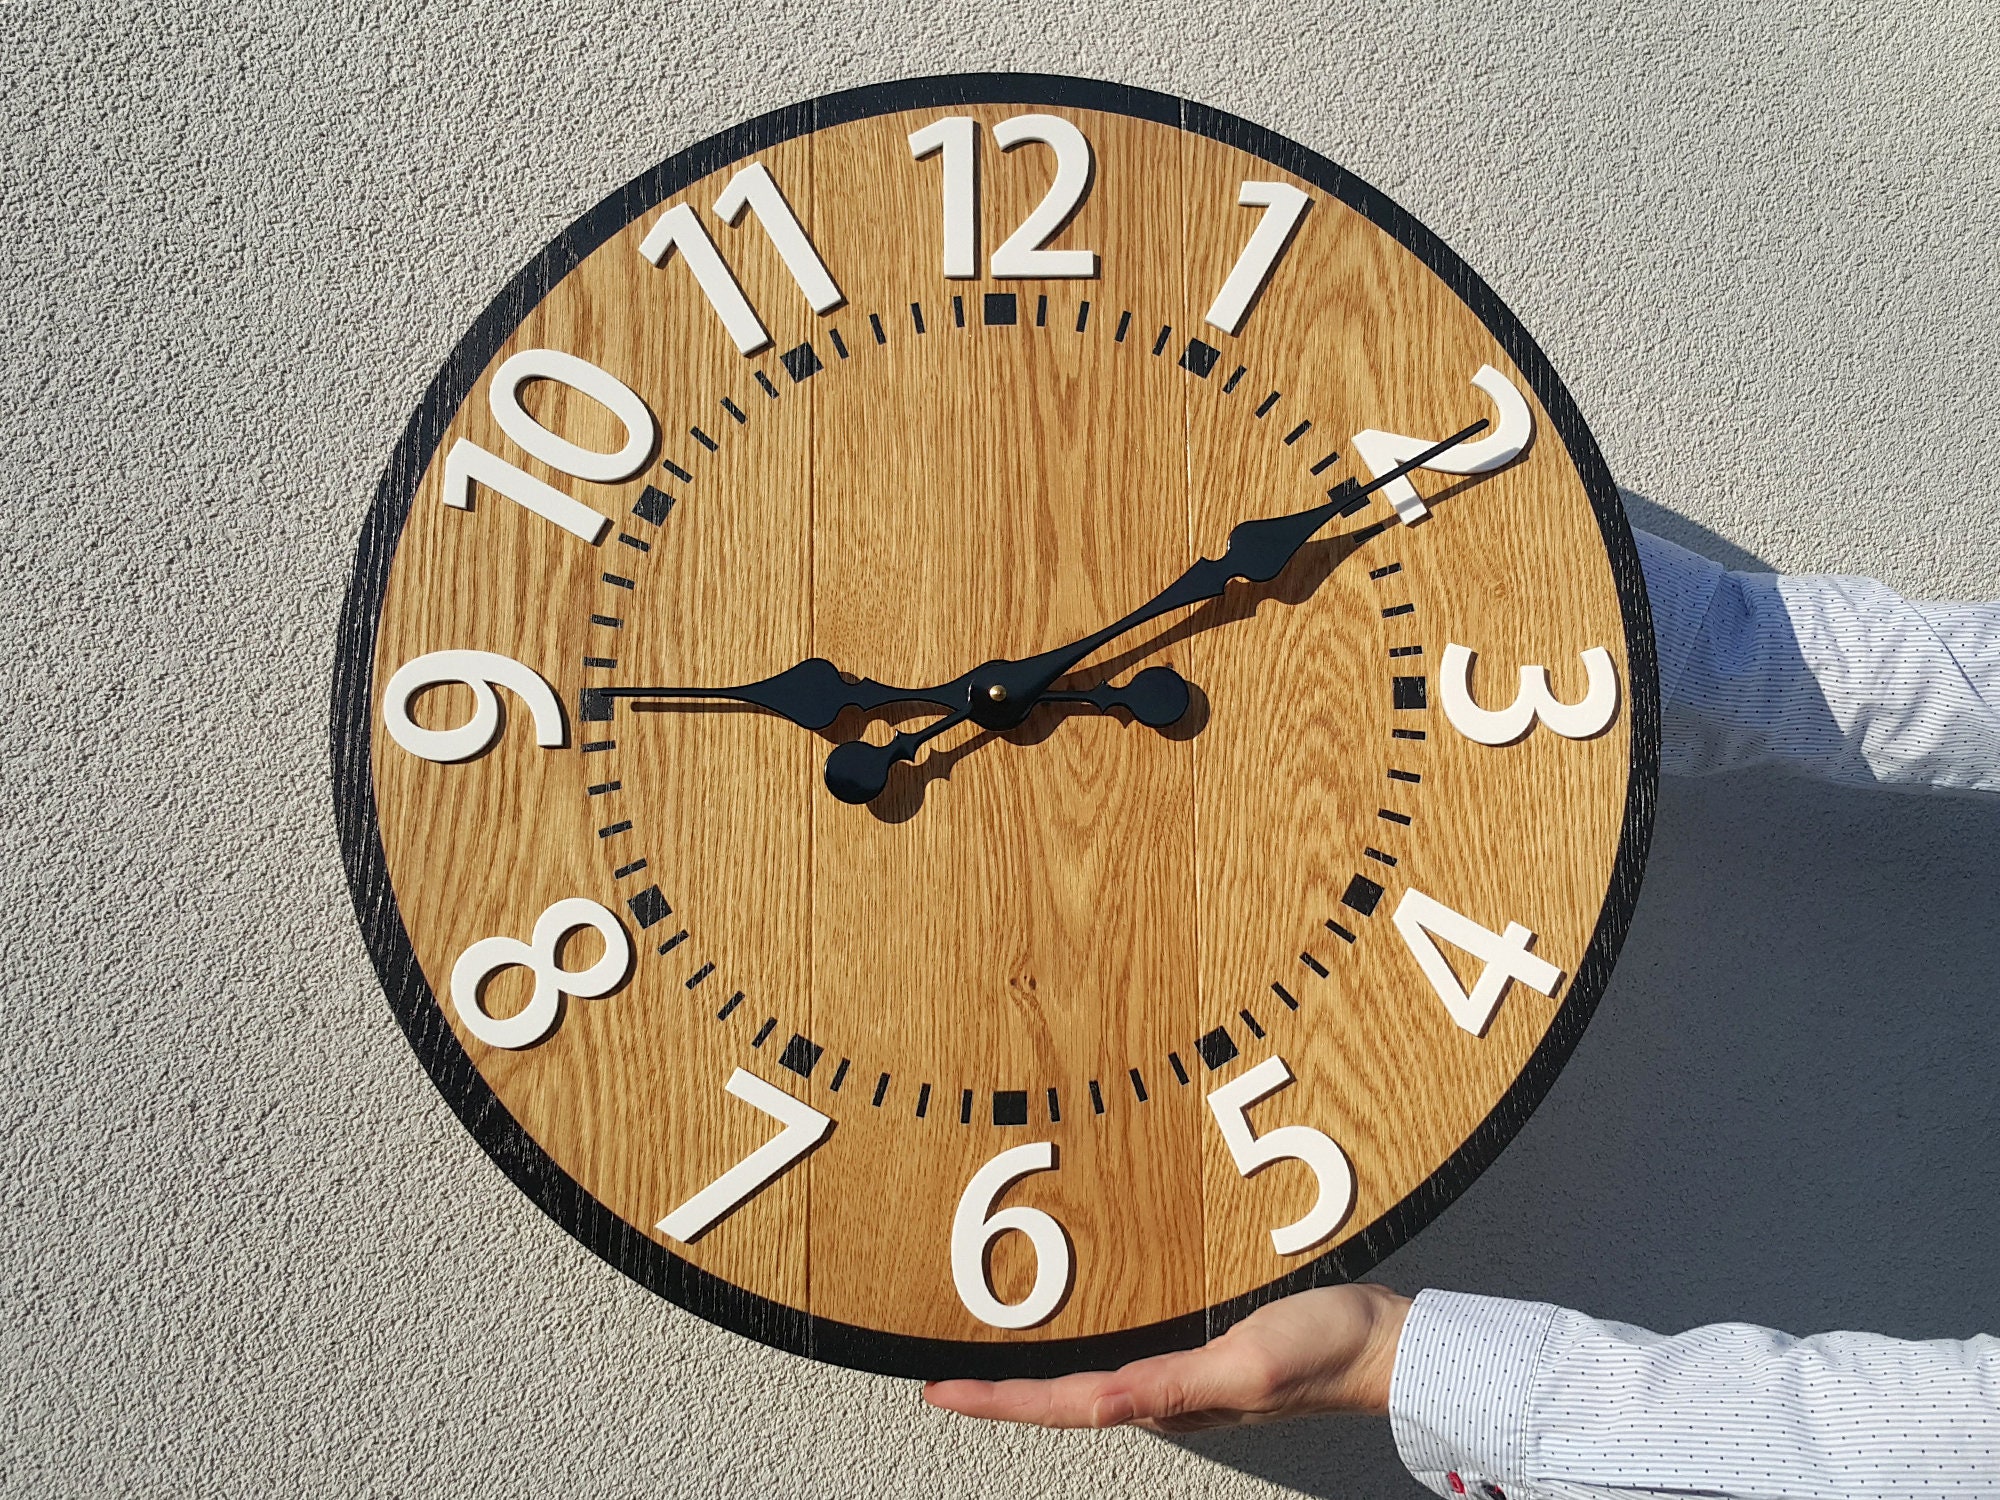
<box><xmin>335</xmin><ymin>76</ymin><xmax>1656</xmax><ymax>1378</ymax></box>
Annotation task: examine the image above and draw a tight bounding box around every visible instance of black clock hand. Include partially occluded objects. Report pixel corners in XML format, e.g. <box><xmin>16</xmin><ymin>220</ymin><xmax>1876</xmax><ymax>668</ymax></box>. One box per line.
<box><xmin>957</xmin><ymin>419</ymin><xmax>1489</xmax><ymax>732</ymax></box>
<box><xmin>590</xmin><ymin>659</ymin><xmax>1194</xmax><ymax>733</ymax></box>
<box><xmin>588</xmin><ymin>657</ymin><xmax>936</xmax><ymax>732</ymax></box>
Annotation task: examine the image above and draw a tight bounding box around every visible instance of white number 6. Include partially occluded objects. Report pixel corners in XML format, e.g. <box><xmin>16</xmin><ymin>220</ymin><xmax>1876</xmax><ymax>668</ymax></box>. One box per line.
<box><xmin>1207</xmin><ymin>1057</ymin><xmax>1356</xmax><ymax>1256</ymax></box>
<box><xmin>951</xmin><ymin>1143</ymin><xmax>1071</xmax><ymax>1329</ymax></box>
<box><xmin>1441</xmin><ymin>643</ymin><xmax>1619</xmax><ymax>745</ymax></box>
<box><xmin>382</xmin><ymin>649</ymin><xmax>565</xmax><ymax>763</ymax></box>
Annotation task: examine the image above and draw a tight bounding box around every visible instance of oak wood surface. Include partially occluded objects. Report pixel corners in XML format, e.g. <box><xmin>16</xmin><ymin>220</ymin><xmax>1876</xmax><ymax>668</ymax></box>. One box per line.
<box><xmin>368</xmin><ymin>101</ymin><xmax>1632</xmax><ymax>1356</ymax></box>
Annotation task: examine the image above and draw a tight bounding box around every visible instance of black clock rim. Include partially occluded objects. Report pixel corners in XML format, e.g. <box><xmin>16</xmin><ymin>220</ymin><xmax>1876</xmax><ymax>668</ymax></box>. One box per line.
<box><xmin>331</xmin><ymin>71</ymin><xmax>1661</xmax><ymax>1382</ymax></box>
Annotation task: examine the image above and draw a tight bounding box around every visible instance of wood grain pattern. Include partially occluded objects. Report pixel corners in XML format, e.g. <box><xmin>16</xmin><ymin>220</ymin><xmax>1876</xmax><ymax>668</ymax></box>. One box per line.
<box><xmin>353</xmin><ymin>83</ymin><xmax>1649</xmax><ymax>1373</ymax></box>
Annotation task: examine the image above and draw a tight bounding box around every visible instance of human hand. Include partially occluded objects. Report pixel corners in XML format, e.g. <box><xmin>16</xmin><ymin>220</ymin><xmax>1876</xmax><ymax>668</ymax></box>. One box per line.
<box><xmin>922</xmin><ymin>1283</ymin><xmax>1412</xmax><ymax>1434</ymax></box>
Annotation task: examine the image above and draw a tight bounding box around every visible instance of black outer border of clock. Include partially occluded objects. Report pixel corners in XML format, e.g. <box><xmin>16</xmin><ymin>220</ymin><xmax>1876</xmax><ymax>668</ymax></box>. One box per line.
<box><xmin>330</xmin><ymin>72</ymin><xmax>1662</xmax><ymax>1381</ymax></box>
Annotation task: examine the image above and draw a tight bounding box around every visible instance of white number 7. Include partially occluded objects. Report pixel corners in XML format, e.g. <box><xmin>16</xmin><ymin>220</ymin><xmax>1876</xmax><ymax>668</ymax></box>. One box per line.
<box><xmin>655</xmin><ymin>1070</ymin><xmax>831</xmax><ymax>1244</ymax></box>
<box><xmin>1207</xmin><ymin>1057</ymin><xmax>1355</xmax><ymax>1255</ymax></box>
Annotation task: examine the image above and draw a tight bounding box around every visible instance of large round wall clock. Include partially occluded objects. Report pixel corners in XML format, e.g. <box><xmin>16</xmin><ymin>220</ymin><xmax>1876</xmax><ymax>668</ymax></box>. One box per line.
<box><xmin>333</xmin><ymin>74</ymin><xmax>1657</xmax><ymax>1379</ymax></box>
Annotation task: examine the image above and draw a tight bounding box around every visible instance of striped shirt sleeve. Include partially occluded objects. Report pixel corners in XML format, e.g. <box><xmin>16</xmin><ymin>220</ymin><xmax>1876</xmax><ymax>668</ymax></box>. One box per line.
<box><xmin>1636</xmin><ymin>529</ymin><xmax>2000</xmax><ymax>794</ymax></box>
<box><xmin>1389</xmin><ymin>1289</ymin><xmax>2000</xmax><ymax>1499</ymax></box>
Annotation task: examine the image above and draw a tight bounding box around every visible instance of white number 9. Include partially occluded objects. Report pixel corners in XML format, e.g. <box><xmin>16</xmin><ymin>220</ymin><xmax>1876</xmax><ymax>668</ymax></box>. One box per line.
<box><xmin>951</xmin><ymin>1142</ymin><xmax>1071</xmax><ymax>1329</ymax></box>
<box><xmin>450</xmin><ymin>897</ymin><xmax>631</xmax><ymax>1050</ymax></box>
<box><xmin>382</xmin><ymin>649</ymin><xmax>565</xmax><ymax>763</ymax></box>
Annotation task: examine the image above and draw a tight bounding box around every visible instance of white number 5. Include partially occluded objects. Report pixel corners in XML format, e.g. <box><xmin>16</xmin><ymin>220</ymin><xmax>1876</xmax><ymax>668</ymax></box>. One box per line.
<box><xmin>1207</xmin><ymin>1057</ymin><xmax>1355</xmax><ymax>1256</ymax></box>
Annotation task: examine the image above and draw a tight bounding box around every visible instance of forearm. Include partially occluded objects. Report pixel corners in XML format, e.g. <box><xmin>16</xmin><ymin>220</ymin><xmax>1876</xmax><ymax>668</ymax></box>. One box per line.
<box><xmin>1390</xmin><ymin>1290</ymin><xmax>2000</xmax><ymax>1499</ymax></box>
<box><xmin>1637</xmin><ymin>530</ymin><xmax>2000</xmax><ymax>794</ymax></box>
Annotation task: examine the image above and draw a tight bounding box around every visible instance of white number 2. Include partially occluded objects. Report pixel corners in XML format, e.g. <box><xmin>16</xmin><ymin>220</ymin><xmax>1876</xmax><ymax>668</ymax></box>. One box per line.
<box><xmin>951</xmin><ymin>1142</ymin><xmax>1071</xmax><ymax>1329</ymax></box>
<box><xmin>1207</xmin><ymin>1057</ymin><xmax>1356</xmax><ymax>1256</ymax></box>
<box><xmin>1393</xmin><ymin>889</ymin><xmax>1563</xmax><ymax>1037</ymax></box>
<box><xmin>1352</xmin><ymin>365</ymin><xmax>1534</xmax><ymax>525</ymax></box>
<box><xmin>1442</xmin><ymin>643</ymin><xmax>1620</xmax><ymax>746</ymax></box>
<box><xmin>656</xmin><ymin>1070</ymin><xmax>832</xmax><ymax>1244</ymax></box>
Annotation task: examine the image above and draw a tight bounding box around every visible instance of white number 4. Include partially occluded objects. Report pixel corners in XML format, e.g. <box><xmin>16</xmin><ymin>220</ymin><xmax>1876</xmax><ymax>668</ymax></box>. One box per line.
<box><xmin>1393</xmin><ymin>889</ymin><xmax>1563</xmax><ymax>1037</ymax></box>
<box><xmin>655</xmin><ymin>1070</ymin><xmax>832</xmax><ymax>1244</ymax></box>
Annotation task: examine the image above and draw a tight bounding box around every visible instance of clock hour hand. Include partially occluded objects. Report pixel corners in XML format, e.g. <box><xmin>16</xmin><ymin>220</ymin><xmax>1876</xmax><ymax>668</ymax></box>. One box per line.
<box><xmin>588</xmin><ymin>657</ymin><xmax>957</xmax><ymax>731</ymax></box>
<box><xmin>823</xmin><ymin>709</ymin><xmax>969</xmax><ymax>804</ymax></box>
<box><xmin>960</xmin><ymin>419</ymin><xmax>1489</xmax><ymax>732</ymax></box>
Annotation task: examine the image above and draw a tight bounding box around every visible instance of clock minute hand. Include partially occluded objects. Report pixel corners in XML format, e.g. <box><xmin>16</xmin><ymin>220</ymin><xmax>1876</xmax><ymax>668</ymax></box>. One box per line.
<box><xmin>591</xmin><ymin>657</ymin><xmax>957</xmax><ymax>731</ymax></box>
<box><xmin>961</xmin><ymin>417</ymin><xmax>1490</xmax><ymax>732</ymax></box>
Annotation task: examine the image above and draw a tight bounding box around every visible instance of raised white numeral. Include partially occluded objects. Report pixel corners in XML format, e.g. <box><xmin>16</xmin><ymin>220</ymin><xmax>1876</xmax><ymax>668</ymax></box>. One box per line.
<box><xmin>640</xmin><ymin>163</ymin><xmax>842</xmax><ymax>355</ymax></box>
<box><xmin>713</xmin><ymin>163</ymin><xmax>844</xmax><ymax>313</ymax></box>
<box><xmin>487</xmin><ymin>347</ymin><xmax>656</xmax><ymax>484</ymax></box>
<box><xmin>441</xmin><ymin>439</ymin><xmax>613</xmax><ymax>544</ymax></box>
<box><xmin>1352</xmin><ymin>365</ymin><xmax>1535</xmax><ymax>525</ymax></box>
<box><xmin>639</xmin><ymin>203</ymin><xmax>770</xmax><ymax>354</ymax></box>
<box><xmin>382</xmin><ymin>649</ymin><xmax>564</xmax><ymax>763</ymax></box>
<box><xmin>449</xmin><ymin>898</ymin><xmax>631</xmax><ymax>1050</ymax></box>
<box><xmin>1204</xmin><ymin>181</ymin><xmax>1312</xmax><ymax>336</ymax></box>
<box><xmin>951</xmin><ymin>1142</ymin><xmax>1071</xmax><ymax>1329</ymax></box>
<box><xmin>443</xmin><ymin>347</ymin><xmax>658</xmax><ymax>544</ymax></box>
<box><xmin>908</xmin><ymin>116</ymin><xmax>978</xmax><ymax>278</ymax></box>
<box><xmin>1392</xmin><ymin>889</ymin><xmax>1562</xmax><ymax>1037</ymax></box>
<box><xmin>1207</xmin><ymin>1056</ymin><xmax>1356</xmax><ymax>1256</ymax></box>
<box><xmin>1442</xmin><ymin>643</ymin><xmax>1620</xmax><ymax>745</ymax></box>
<box><xmin>990</xmin><ymin>115</ymin><xmax>1097</xmax><ymax>279</ymax></box>
<box><xmin>656</xmin><ymin>1069</ymin><xmax>833</xmax><ymax>1244</ymax></box>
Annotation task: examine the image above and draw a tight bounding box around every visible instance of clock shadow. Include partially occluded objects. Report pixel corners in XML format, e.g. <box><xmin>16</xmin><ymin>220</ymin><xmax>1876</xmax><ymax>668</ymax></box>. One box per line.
<box><xmin>1160</xmin><ymin>496</ymin><xmax>2000</xmax><ymax>1497</ymax></box>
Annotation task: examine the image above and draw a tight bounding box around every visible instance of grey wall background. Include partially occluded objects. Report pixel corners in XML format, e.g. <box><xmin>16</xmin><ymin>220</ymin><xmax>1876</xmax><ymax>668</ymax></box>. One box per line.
<box><xmin>7</xmin><ymin>1</ymin><xmax>1997</xmax><ymax>1495</ymax></box>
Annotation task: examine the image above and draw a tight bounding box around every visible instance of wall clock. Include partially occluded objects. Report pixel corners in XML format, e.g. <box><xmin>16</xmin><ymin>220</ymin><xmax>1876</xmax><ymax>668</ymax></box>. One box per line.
<box><xmin>333</xmin><ymin>74</ymin><xmax>1657</xmax><ymax>1379</ymax></box>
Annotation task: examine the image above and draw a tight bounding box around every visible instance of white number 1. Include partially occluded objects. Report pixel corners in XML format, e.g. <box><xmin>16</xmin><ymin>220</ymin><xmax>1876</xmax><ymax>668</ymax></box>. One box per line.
<box><xmin>655</xmin><ymin>1070</ymin><xmax>832</xmax><ymax>1244</ymax></box>
<box><xmin>1204</xmin><ymin>181</ymin><xmax>1312</xmax><ymax>336</ymax></box>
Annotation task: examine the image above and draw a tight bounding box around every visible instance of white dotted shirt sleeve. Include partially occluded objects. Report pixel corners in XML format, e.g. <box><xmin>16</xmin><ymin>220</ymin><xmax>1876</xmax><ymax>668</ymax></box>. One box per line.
<box><xmin>1636</xmin><ymin>529</ymin><xmax>2000</xmax><ymax>794</ymax></box>
<box><xmin>1390</xmin><ymin>1289</ymin><xmax>2000</xmax><ymax>1499</ymax></box>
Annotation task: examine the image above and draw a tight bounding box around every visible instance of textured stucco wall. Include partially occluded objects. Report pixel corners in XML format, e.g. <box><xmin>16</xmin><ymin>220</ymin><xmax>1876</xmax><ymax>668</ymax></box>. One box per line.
<box><xmin>6</xmin><ymin>3</ymin><xmax>1997</xmax><ymax>1496</ymax></box>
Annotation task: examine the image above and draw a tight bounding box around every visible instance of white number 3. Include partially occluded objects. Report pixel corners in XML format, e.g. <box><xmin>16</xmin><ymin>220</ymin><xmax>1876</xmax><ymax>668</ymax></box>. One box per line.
<box><xmin>1441</xmin><ymin>643</ymin><xmax>1619</xmax><ymax>746</ymax></box>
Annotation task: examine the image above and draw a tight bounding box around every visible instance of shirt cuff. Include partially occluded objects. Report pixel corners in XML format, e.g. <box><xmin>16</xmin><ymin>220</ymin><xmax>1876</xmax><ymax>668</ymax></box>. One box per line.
<box><xmin>1389</xmin><ymin>1290</ymin><xmax>1559</xmax><ymax>1497</ymax></box>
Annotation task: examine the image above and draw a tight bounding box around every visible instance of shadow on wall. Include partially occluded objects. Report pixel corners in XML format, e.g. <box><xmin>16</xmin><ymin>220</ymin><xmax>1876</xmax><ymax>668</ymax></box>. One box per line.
<box><xmin>1174</xmin><ymin>497</ymin><xmax>2000</xmax><ymax>1497</ymax></box>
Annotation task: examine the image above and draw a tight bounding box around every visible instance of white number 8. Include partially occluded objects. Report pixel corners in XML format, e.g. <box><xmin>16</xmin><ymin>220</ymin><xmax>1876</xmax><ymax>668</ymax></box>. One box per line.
<box><xmin>449</xmin><ymin>898</ymin><xmax>631</xmax><ymax>1050</ymax></box>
